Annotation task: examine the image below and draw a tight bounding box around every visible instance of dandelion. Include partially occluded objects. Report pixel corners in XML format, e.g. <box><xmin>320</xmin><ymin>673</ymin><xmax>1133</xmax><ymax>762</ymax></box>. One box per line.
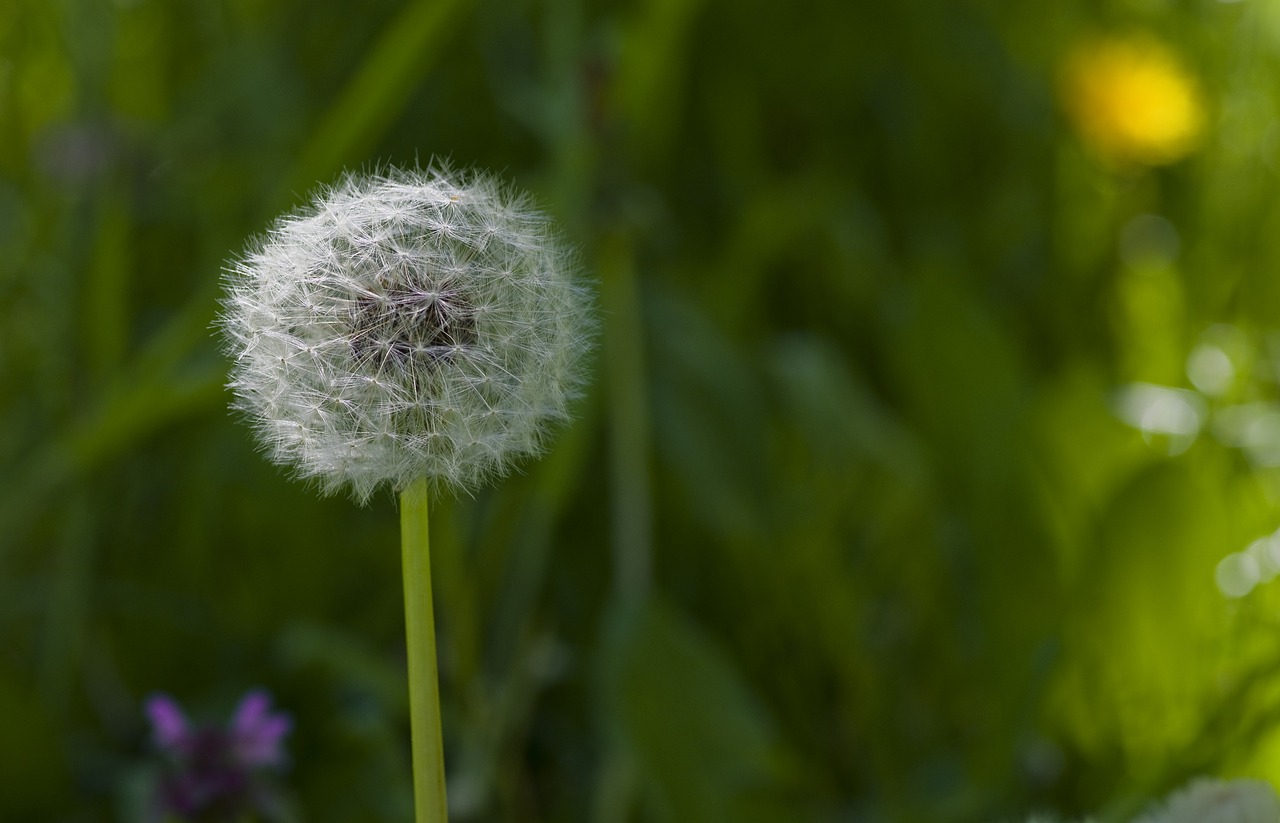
<box><xmin>218</xmin><ymin>165</ymin><xmax>595</xmax><ymax>823</ymax></box>
<box><xmin>144</xmin><ymin>690</ymin><xmax>292</xmax><ymax>822</ymax></box>
<box><xmin>219</xmin><ymin>165</ymin><xmax>594</xmax><ymax>503</ymax></box>
<box><xmin>1061</xmin><ymin>34</ymin><xmax>1205</xmax><ymax>168</ymax></box>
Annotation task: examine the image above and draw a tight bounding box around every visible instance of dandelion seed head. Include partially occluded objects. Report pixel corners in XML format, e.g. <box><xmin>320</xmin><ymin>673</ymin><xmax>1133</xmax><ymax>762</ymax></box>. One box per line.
<box><xmin>220</xmin><ymin>166</ymin><xmax>595</xmax><ymax>502</ymax></box>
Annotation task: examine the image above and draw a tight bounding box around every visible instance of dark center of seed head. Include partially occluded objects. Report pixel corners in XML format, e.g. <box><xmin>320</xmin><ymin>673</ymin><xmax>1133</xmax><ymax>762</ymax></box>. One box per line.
<box><xmin>350</xmin><ymin>282</ymin><xmax>477</xmax><ymax>370</ymax></box>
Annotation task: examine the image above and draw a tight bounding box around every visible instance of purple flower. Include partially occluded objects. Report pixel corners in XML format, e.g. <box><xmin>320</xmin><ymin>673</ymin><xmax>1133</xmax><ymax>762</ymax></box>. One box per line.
<box><xmin>229</xmin><ymin>690</ymin><xmax>291</xmax><ymax>768</ymax></box>
<box><xmin>146</xmin><ymin>694</ymin><xmax>191</xmax><ymax>752</ymax></box>
<box><xmin>143</xmin><ymin>689</ymin><xmax>292</xmax><ymax>822</ymax></box>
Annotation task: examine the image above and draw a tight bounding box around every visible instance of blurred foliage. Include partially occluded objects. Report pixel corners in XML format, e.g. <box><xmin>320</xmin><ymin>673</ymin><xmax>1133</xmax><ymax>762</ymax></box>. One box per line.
<box><xmin>8</xmin><ymin>0</ymin><xmax>1280</xmax><ymax>822</ymax></box>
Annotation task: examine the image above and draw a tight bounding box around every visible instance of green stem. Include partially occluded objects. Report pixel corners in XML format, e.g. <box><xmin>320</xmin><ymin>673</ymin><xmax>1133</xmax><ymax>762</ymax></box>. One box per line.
<box><xmin>400</xmin><ymin>477</ymin><xmax>449</xmax><ymax>823</ymax></box>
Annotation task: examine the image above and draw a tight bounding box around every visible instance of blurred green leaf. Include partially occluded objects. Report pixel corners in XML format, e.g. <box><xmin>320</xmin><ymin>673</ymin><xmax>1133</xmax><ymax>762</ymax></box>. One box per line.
<box><xmin>598</xmin><ymin>596</ymin><xmax>801</xmax><ymax>823</ymax></box>
<box><xmin>283</xmin><ymin>0</ymin><xmax>472</xmax><ymax>200</ymax></box>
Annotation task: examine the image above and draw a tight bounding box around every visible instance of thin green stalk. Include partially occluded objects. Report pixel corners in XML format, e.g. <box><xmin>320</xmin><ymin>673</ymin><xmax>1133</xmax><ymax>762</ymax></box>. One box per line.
<box><xmin>400</xmin><ymin>477</ymin><xmax>449</xmax><ymax>823</ymax></box>
<box><xmin>600</xmin><ymin>232</ymin><xmax>652</xmax><ymax>604</ymax></box>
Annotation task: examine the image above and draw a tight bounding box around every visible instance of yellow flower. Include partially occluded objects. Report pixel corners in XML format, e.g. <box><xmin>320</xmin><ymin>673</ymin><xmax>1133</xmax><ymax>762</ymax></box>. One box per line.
<box><xmin>1062</xmin><ymin>34</ymin><xmax>1205</xmax><ymax>167</ymax></box>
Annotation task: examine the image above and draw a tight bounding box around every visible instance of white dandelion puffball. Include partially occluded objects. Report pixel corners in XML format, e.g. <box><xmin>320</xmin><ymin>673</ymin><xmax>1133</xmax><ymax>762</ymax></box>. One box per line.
<box><xmin>219</xmin><ymin>167</ymin><xmax>595</xmax><ymax>502</ymax></box>
<box><xmin>1131</xmin><ymin>778</ymin><xmax>1280</xmax><ymax>823</ymax></box>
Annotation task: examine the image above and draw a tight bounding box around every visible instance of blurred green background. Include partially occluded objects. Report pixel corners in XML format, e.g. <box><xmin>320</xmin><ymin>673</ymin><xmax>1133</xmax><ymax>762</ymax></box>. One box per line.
<box><xmin>6</xmin><ymin>0</ymin><xmax>1280</xmax><ymax>821</ymax></box>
